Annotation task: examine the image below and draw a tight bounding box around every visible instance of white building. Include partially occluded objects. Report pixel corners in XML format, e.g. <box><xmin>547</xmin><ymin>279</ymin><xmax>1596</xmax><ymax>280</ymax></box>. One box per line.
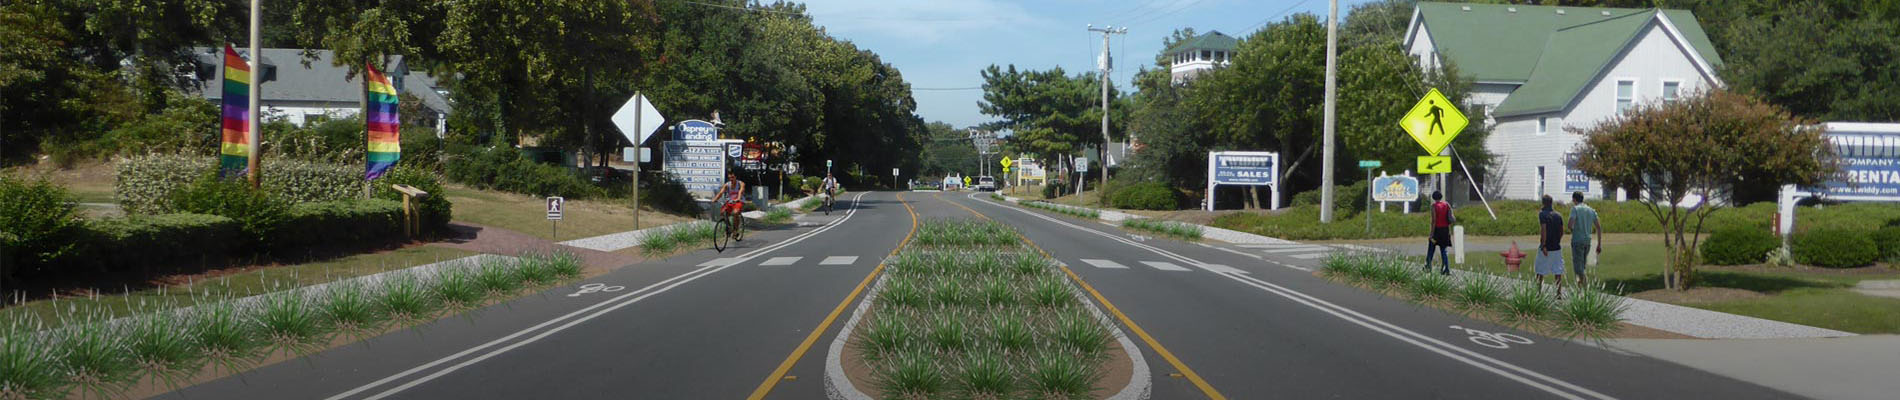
<box><xmin>191</xmin><ymin>48</ymin><xmax>451</xmax><ymax>130</ymax></box>
<box><xmin>1404</xmin><ymin>2</ymin><xmax>1724</xmax><ymax>200</ymax></box>
<box><xmin>1162</xmin><ymin>31</ymin><xmax>1237</xmax><ymax>84</ymax></box>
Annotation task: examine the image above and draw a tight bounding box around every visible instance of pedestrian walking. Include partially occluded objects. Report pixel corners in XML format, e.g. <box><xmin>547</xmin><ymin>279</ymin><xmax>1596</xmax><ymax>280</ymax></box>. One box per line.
<box><xmin>1424</xmin><ymin>190</ymin><xmax>1455</xmax><ymax>275</ymax></box>
<box><xmin>1535</xmin><ymin>195</ymin><xmax>1566</xmax><ymax>298</ymax></box>
<box><xmin>1567</xmin><ymin>191</ymin><xmax>1602</xmax><ymax>288</ymax></box>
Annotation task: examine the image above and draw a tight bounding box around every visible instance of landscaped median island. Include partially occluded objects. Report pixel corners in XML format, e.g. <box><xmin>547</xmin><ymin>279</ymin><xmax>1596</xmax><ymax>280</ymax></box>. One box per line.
<box><xmin>1119</xmin><ymin>218</ymin><xmax>1203</xmax><ymax>241</ymax></box>
<box><xmin>0</xmin><ymin>251</ymin><xmax>585</xmax><ymax>399</ymax></box>
<box><xmin>1020</xmin><ymin>200</ymin><xmax>1101</xmax><ymax>220</ymax></box>
<box><xmin>835</xmin><ymin>219</ymin><xmax>1139</xmax><ymax>399</ymax></box>
<box><xmin>1319</xmin><ymin>253</ymin><xmax>1631</xmax><ymax>342</ymax></box>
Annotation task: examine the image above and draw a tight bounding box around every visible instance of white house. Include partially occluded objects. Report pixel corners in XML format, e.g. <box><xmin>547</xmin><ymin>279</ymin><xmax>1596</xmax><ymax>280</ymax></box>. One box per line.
<box><xmin>1162</xmin><ymin>31</ymin><xmax>1237</xmax><ymax>84</ymax></box>
<box><xmin>1404</xmin><ymin>2</ymin><xmax>1724</xmax><ymax>201</ymax></box>
<box><xmin>191</xmin><ymin>48</ymin><xmax>451</xmax><ymax>131</ymax></box>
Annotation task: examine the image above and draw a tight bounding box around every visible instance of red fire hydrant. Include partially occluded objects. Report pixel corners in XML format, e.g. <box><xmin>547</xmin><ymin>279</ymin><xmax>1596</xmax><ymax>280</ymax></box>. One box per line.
<box><xmin>1501</xmin><ymin>241</ymin><xmax>1527</xmax><ymax>272</ymax></box>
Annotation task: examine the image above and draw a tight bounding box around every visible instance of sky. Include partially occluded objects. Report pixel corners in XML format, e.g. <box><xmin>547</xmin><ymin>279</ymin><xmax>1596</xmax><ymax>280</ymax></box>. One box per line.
<box><xmin>793</xmin><ymin>0</ymin><xmax>1381</xmax><ymax>129</ymax></box>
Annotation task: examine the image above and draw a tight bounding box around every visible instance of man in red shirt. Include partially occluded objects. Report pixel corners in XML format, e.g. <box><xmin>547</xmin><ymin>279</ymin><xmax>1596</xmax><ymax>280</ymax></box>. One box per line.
<box><xmin>1424</xmin><ymin>190</ymin><xmax>1455</xmax><ymax>275</ymax></box>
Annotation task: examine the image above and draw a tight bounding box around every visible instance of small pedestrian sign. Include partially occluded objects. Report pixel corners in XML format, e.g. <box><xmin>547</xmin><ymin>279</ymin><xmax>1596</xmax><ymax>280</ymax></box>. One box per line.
<box><xmin>1000</xmin><ymin>157</ymin><xmax>1013</xmax><ymax>168</ymax></box>
<box><xmin>1399</xmin><ymin>88</ymin><xmax>1468</xmax><ymax>156</ymax></box>
<box><xmin>1418</xmin><ymin>156</ymin><xmax>1452</xmax><ymax>174</ymax></box>
<box><xmin>546</xmin><ymin>196</ymin><xmax>565</xmax><ymax>220</ymax></box>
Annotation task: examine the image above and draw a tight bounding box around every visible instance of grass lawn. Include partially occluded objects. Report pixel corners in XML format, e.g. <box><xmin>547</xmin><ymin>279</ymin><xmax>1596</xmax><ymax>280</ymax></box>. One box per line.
<box><xmin>1336</xmin><ymin>235</ymin><xmax>1900</xmax><ymax>334</ymax></box>
<box><xmin>1</xmin><ymin>245</ymin><xmax>475</xmax><ymax>328</ymax></box>
<box><xmin>444</xmin><ymin>185</ymin><xmax>693</xmax><ymax>241</ymax></box>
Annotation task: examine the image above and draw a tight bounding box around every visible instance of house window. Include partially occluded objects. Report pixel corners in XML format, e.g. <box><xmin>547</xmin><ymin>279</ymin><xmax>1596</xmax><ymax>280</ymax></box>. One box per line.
<box><xmin>1616</xmin><ymin>80</ymin><xmax>1636</xmax><ymax>113</ymax></box>
<box><xmin>1537</xmin><ymin>117</ymin><xmax>1549</xmax><ymax>135</ymax></box>
<box><xmin>1537</xmin><ymin>166</ymin><xmax>1547</xmax><ymax>197</ymax></box>
<box><xmin>1662</xmin><ymin>81</ymin><xmax>1681</xmax><ymax>102</ymax></box>
<box><xmin>1201</xmin><ymin>50</ymin><xmax>1211</xmax><ymax>61</ymax></box>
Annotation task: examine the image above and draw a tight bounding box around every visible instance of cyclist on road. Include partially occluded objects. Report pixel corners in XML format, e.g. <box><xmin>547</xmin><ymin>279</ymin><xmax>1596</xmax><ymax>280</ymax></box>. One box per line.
<box><xmin>712</xmin><ymin>172</ymin><xmax>746</xmax><ymax>241</ymax></box>
<box><xmin>821</xmin><ymin>173</ymin><xmax>840</xmax><ymax>210</ymax></box>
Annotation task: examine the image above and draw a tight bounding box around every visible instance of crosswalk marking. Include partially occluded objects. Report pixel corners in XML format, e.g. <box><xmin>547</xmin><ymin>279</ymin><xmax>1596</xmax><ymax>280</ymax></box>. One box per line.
<box><xmin>1079</xmin><ymin>259</ymin><xmax>1129</xmax><ymax>269</ymax></box>
<box><xmin>759</xmin><ymin>256</ymin><xmax>803</xmax><ymax>266</ymax></box>
<box><xmin>699</xmin><ymin>257</ymin><xmax>740</xmax><ymax>267</ymax></box>
<box><xmin>1140</xmin><ymin>261</ymin><xmax>1191</xmax><ymax>271</ymax></box>
<box><xmin>819</xmin><ymin>256</ymin><xmax>858</xmax><ymax>265</ymax></box>
<box><xmin>1288</xmin><ymin>252</ymin><xmax>1334</xmax><ymax>260</ymax></box>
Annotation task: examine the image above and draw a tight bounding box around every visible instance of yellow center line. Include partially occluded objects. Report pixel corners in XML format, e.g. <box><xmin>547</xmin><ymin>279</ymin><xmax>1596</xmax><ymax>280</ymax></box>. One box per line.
<box><xmin>748</xmin><ymin>192</ymin><xmax>917</xmax><ymax>400</ymax></box>
<box><xmin>939</xmin><ymin>194</ymin><xmax>1228</xmax><ymax>400</ymax></box>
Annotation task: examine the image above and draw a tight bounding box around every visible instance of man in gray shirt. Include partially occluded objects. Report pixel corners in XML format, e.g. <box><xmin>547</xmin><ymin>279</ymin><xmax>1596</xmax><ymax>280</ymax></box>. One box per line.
<box><xmin>1567</xmin><ymin>191</ymin><xmax>1602</xmax><ymax>287</ymax></box>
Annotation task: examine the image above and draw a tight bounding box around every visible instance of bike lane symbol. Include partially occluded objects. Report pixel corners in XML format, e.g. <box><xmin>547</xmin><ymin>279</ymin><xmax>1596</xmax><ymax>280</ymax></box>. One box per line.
<box><xmin>568</xmin><ymin>282</ymin><xmax>626</xmax><ymax>297</ymax></box>
<box><xmin>1451</xmin><ymin>325</ymin><xmax>1534</xmax><ymax>349</ymax></box>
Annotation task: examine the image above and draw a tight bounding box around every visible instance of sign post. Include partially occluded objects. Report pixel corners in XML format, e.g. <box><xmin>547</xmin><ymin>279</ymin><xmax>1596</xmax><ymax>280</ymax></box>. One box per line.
<box><xmin>546</xmin><ymin>196</ymin><xmax>565</xmax><ymax>240</ymax></box>
<box><xmin>612</xmin><ymin>92</ymin><xmax>666</xmax><ymax>230</ymax></box>
<box><xmin>1358</xmin><ymin>160</ymin><xmax>1381</xmax><ymax>235</ymax></box>
<box><xmin>1399</xmin><ymin>88</ymin><xmax>1494</xmax><ymax>219</ymax></box>
<box><xmin>892</xmin><ymin>168</ymin><xmax>899</xmax><ymax>189</ymax></box>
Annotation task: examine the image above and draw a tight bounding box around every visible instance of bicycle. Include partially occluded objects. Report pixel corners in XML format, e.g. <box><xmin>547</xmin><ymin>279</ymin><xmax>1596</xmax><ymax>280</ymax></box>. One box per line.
<box><xmin>822</xmin><ymin>189</ymin><xmax>836</xmax><ymax>215</ymax></box>
<box><xmin>709</xmin><ymin>203</ymin><xmax>745</xmax><ymax>252</ymax></box>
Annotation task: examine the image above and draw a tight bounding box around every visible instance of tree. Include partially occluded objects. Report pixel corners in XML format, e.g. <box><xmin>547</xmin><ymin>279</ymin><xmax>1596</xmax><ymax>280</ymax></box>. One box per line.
<box><xmin>1335</xmin><ymin>42</ymin><xmax>1492</xmax><ymax>181</ymax></box>
<box><xmin>977</xmin><ymin>65</ymin><xmax>1115</xmax><ymax>161</ymax></box>
<box><xmin>1187</xmin><ymin>14</ymin><xmax>1326</xmax><ymax>204</ymax></box>
<box><xmin>1575</xmin><ymin>89</ymin><xmax>1839</xmax><ymax>290</ymax></box>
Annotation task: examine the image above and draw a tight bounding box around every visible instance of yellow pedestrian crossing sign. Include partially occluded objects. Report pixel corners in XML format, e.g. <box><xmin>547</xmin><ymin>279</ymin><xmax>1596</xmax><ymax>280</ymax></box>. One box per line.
<box><xmin>1000</xmin><ymin>157</ymin><xmax>1013</xmax><ymax>168</ymax></box>
<box><xmin>1399</xmin><ymin>88</ymin><xmax>1468</xmax><ymax>156</ymax></box>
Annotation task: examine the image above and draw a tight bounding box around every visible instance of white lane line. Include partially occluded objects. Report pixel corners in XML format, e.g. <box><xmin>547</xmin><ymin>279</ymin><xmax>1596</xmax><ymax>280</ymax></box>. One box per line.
<box><xmin>699</xmin><ymin>257</ymin><xmax>741</xmax><ymax>267</ymax></box>
<box><xmin>759</xmin><ymin>256</ymin><xmax>802</xmax><ymax>266</ymax></box>
<box><xmin>333</xmin><ymin>192</ymin><xmax>874</xmax><ymax>400</ymax></box>
<box><xmin>1202</xmin><ymin>264</ymin><xmax>1252</xmax><ymax>275</ymax></box>
<box><xmin>819</xmin><ymin>256</ymin><xmax>858</xmax><ymax>265</ymax></box>
<box><xmin>1238</xmin><ymin>244</ymin><xmax>1321</xmax><ymax>249</ymax></box>
<box><xmin>1260</xmin><ymin>247</ymin><xmax>1330</xmax><ymax>253</ymax></box>
<box><xmin>1079</xmin><ymin>259</ymin><xmax>1129</xmax><ymax>269</ymax></box>
<box><xmin>1140</xmin><ymin>261</ymin><xmax>1191</xmax><ymax>271</ymax></box>
<box><xmin>968</xmin><ymin>193</ymin><xmax>1613</xmax><ymax>400</ymax></box>
<box><xmin>1288</xmin><ymin>252</ymin><xmax>1335</xmax><ymax>260</ymax></box>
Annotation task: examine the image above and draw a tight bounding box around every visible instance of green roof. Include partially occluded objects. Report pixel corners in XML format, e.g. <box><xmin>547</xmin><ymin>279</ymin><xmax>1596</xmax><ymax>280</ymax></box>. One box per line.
<box><xmin>1164</xmin><ymin>31</ymin><xmax>1238</xmax><ymax>55</ymax></box>
<box><xmin>1411</xmin><ymin>2</ymin><xmax>1723</xmax><ymax>117</ymax></box>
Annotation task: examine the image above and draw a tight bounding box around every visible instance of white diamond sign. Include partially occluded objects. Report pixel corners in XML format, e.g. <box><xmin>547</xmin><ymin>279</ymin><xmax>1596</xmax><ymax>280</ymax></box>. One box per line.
<box><xmin>612</xmin><ymin>93</ymin><xmax>666</xmax><ymax>145</ymax></box>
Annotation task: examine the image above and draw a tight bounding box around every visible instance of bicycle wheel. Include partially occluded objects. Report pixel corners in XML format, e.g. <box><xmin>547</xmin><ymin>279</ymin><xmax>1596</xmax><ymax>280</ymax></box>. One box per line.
<box><xmin>710</xmin><ymin>213</ymin><xmax>730</xmax><ymax>252</ymax></box>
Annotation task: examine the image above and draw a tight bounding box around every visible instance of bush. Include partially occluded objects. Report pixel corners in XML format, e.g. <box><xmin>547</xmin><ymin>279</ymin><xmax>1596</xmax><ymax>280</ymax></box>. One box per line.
<box><xmin>168</xmin><ymin>175</ymin><xmax>292</xmax><ymax>250</ymax></box>
<box><xmin>1109</xmin><ymin>182</ymin><xmax>1183</xmax><ymax>210</ymax></box>
<box><xmin>1700</xmin><ymin>227</ymin><xmax>1780</xmax><ymax>266</ymax></box>
<box><xmin>277</xmin><ymin>200</ymin><xmax>404</xmax><ymax>249</ymax></box>
<box><xmin>446</xmin><ymin>146</ymin><xmax>602</xmax><ymax>198</ymax></box>
<box><xmin>1290</xmin><ymin>180</ymin><xmax>1369</xmax><ymax>217</ymax></box>
<box><xmin>373</xmin><ymin>165</ymin><xmax>454</xmax><ymax>234</ymax></box>
<box><xmin>70</xmin><ymin>213</ymin><xmax>240</xmax><ymax>272</ymax></box>
<box><xmin>265</xmin><ymin>158</ymin><xmax>360</xmax><ymax>203</ymax></box>
<box><xmin>1</xmin><ymin>176</ymin><xmax>83</xmax><ymax>280</ymax></box>
<box><xmin>1792</xmin><ymin>229</ymin><xmax>1879</xmax><ymax>268</ymax></box>
<box><xmin>641</xmin><ymin>173</ymin><xmax>701</xmax><ymax>215</ymax></box>
<box><xmin>1872</xmin><ymin>226</ymin><xmax>1900</xmax><ymax>262</ymax></box>
<box><xmin>118</xmin><ymin>153</ymin><xmax>358</xmax><ymax>214</ymax></box>
<box><xmin>1041</xmin><ymin>182</ymin><xmax>1069</xmax><ymax>199</ymax></box>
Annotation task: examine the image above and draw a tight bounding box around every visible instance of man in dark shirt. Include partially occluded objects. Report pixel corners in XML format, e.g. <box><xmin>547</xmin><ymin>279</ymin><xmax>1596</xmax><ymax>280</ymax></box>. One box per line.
<box><xmin>1423</xmin><ymin>190</ymin><xmax>1454</xmax><ymax>275</ymax></box>
<box><xmin>1535</xmin><ymin>195</ymin><xmax>1566</xmax><ymax>298</ymax></box>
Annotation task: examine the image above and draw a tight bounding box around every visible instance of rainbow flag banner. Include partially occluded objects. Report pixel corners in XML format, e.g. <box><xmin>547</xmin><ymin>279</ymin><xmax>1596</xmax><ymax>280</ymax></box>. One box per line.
<box><xmin>219</xmin><ymin>44</ymin><xmax>251</xmax><ymax>177</ymax></box>
<box><xmin>364</xmin><ymin>62</ymin><xmax>400</xmax><ymax>180</ymax></box>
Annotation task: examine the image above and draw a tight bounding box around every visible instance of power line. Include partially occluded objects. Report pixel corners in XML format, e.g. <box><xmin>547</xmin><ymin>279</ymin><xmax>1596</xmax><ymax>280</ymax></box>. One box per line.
<box><xmin>1237</xmin><ymin>0</ymin><xmax>1315</xmax><ymax>35</ymax></box>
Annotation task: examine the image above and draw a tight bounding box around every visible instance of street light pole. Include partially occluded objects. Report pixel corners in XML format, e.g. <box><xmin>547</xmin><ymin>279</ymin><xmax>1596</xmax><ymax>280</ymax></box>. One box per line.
<box><xmin>1319</xmin><ymin>0</ymin><xmax>1339</xmax><ymax>223</ymax></box>
<box><xmin>247</xmin><ymin>0</ymin><xmax>262</xmax><ymax>188</ymax></box>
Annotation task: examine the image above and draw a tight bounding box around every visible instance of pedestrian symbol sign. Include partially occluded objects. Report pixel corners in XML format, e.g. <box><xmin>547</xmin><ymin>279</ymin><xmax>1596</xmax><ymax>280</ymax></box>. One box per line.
<box><xmin>1399</xmin><ymin>88</ymin><xmax>1468</xmax><ymax>156</ymax></box>
<box><xmin>1000</xmin><ymin>157</ymin><xmax>1013</xmax><ymax>168</ymax></box>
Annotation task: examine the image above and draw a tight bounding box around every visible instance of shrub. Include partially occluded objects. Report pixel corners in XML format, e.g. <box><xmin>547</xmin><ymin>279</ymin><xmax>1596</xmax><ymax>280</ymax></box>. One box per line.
<box><xmin>1109</xmin><ymin>181</ymin><xmax>1183</xmax><ymax>210</ymax></box>
<box><xmin>1792</xmin><ymin>229</ymin><xmax>1879</xmax><ymax>268</ymax></box>
<box><xmin>1290</xmin><ymin>180</ymin><xmax>1368</xmax><ymax>217</ymax></box>
<box><xmin>372</xmin><ymin>165</ymin><xmax>454</xmax><ymax>234</ymax></box>
<box><xmin>1872</xmin><ymin>226</ymin><xmax>1900</xmax><ymax>262</ymax></box>
<box><xmin>446</xmin><ymin>146</ymin><xmax>601</xmax><ymax>198</ymax></box>
<box><xmin>640</xmin><ymin>173</ymin><xmax>700</xmax><ymax>215</ymax></box>
<box><xmin>117</xmin><ymin>153</ymin><xmax>216</xmax><ymax>214</ymax></box>
<box><xmin>168</xmin><ymin>176</ymin><xmax>292</xmax><ymax>250</ymax></box>
<box><xmin>99</xmin><ymin>94</ymin><xmax>219</xmax><ymax>157</ymax></box>
<box><xmin>71</xmin><ymin>213</ymin><xmax>240</xmax><ymax>273</ymax></box>
<box><xmin>0</xmin><ymin>176</ymin><xmax>83</xmax><ymax>280</ymax></box>
<box><xmin>1700</xmin><ymin>227</ymin><xmax>1780</xmax><ymax>265</ymax></box>
<box><xmin>277</xmin><ymin>200</ymin><xmax>405</xmax><ymax>249</ymax></box>
<box><xmin>264</xmin><ymin>158</ymin><xmax>360</xmax><ymax>204</ymax></box>
<box><xmin>1041</xmin><ymin>182</ymin><xmax>1069</xmax><ymax>199</ymax></box>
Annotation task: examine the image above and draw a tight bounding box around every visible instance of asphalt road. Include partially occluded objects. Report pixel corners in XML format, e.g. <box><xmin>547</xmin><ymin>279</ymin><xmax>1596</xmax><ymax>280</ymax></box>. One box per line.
<box><xmin>158</xmin><ymin>191</ymin><xmax>1802</xmax><ymax>400</ymax></box>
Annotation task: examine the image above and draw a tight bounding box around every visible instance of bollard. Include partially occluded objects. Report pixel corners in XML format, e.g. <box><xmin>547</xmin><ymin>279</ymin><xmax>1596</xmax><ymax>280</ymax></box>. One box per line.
<box><xmin>1452</xmin><ymin>225</ymin><xmax>1465</xmax><ymax>264</ymax></box>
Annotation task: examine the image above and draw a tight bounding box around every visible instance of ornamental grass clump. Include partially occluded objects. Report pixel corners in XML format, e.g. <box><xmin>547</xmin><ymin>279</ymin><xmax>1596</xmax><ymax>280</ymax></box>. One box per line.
<box><xmin>1406</xmin><ymin>269</ymin><xmax>1457</xmax><ymax>303</ymax></box>
<box><xmin>50</xmin><ymin>313</ymin><xmax>136</xmax><ymax>397</ymax></box>
<box><xmin>1554</xmin><ymin>283</ymin><xmax>1630</xmax><ymax>340</ymax></box>
<box><xmin>957</xmin><ymin>350</ymin><xmax>1016</xmax><ymax>398</ymax></box>
<box><xmin>254</xmin><ymin>291</ymin><xmax>329</xmax><ymax>355</ymax></box>
<box><xmin>432</xmin><ymin>267</ymin><xmax>484</xmax><ymax>308</ymax></box>
<box><xmin>1122</xmin><ymin>218</ymin><xmax>1203</xmax><ymax>240</ymax></box>
<box><xmin>376</xmin><ymin>274</ymin><xmax>434</xmax><ymax>322</ymax></box>
<box><xmin>473</xmin><ymin>259</ymin><xmax>521</xmax><ymax>295</ymax></box>
<box><xmin>1453</xmin><ymin>273</ymin><xmax>1508</xmax><ymax>311</ymax></box>
<box><xmin>1024</xmin><ymin>349</ymin><xmax>1099</xmax><ymax>398</ymax></box>
<box><xmin>192</xmin><ymin>299</ymin><xmax>261</xmax><ymax>373</ymax></box>
<box><xmin>1</xmin><ymin>319</ymin><xmax>66</xmax><ymax>400</ymax></box>
<box><xmin>124</xmin><ymin>303</ymin><xmax>203</xmax><ymax>388</ymax></box>
<box><xmin>321</xmin><ymin>281</ymin><xmax>382</xmax><ymax>334</ymax></box>
<box><xmin>1499</xmin><ymin>278</ymin><xmax>1558</xmax><ymax>325</ymax></box>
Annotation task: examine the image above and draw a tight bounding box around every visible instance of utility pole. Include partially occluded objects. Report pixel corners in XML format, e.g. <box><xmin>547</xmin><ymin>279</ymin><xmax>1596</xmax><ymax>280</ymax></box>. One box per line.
<box><xmin>247</xmin><ymin>0</ymin><xmax>262</xmax><ymax>188</ymax></box>
<box><xmin>1089</xmin><ymin>24</ymin><xmax>1126</xmax><ymax>206</ymax></box>
<box><xmin>1319</xmin><ymin>0</ymin><xmax>1339</xmax><ymax>223</ymax></box>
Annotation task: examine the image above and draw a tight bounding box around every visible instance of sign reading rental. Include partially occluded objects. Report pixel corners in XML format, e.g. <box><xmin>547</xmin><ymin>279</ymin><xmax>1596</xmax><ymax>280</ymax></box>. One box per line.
<box><xmin>1810</xmin><ymin>125</ymin><xmax>1900</xmax><ymax>199</ymax></box>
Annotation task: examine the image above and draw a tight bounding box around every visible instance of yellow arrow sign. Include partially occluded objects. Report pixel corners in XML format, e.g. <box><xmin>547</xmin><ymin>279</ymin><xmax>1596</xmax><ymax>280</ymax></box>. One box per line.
<box><xmin>1418</xmin><ymin>156</ymin><xmax>1452</xmax><ymax>174</ymax></box>
<box><xmin>1000</xmin><ymin>157</ymin><xmax>1013</xmax><ymax>167</ymax></box>
<box><xmin>1399</xmin><ymin>88</ymin><xmax>1468</xmax><ymax>156</ymax></box>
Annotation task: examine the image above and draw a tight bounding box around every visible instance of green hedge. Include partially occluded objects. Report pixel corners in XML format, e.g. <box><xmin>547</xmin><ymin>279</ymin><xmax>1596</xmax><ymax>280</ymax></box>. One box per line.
<box><xmin>1109</xmin><ymin>182</ymin><xmax>1183</xmax><ymax>210</ymax></box>
<box><xmin>117</xmin><ymin>153</ymin><xmax>360</xmax><ymax>214</ymax></box>
<box><xmin>167</xmin><ymin>176</ymin><xmax>293</xmax><ymax>251</ymax></box>
<box><xmin>1873</xmin><ymin>226</ymin><xmax>1900</xmax><ymax>262</ymax></box>
<box><xmin>278</xmin><ymin>200</ymin><xmax>404</xmax><ymax>249</ymax></box>
<box><xmin>1700</xmin><ymin>227</ymin><xmax>1780</xmax><ymax>266</ymax></box>
<box><xmin>445</xmin><ymin>147</ymin><xmax>602</xmax><ymax>198</ymax></box>
<box><xmin>1792</xmin><ymin>229</ymin><xmax>1879</xmax><ymax>268</ymax></box>
<box><xmin>1290</xmin><ymin>180</ymin><xmax>1369</xmax><ymax>217</ymax></box>
<box><xmin>1</xmin><ymin>176</ymin><xmax>83</xmax><ymax>280</ymax></box>
<box><xmin>72</xmin><ymin>213</ymin><xmax>240</xmax><ymax>272</ymax></box>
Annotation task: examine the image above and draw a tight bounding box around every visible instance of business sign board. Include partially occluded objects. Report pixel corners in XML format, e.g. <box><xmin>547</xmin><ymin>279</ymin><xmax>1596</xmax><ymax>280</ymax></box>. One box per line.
<box><xmin>1371</xmin><ymin>175</ymin><xmax>1420</xmax><ymax>202</ymax></box>
<box><xmin>1563</xmin><ymin>152</ymin><xmax>1590</xmax><ymax>194</ymax></box>
<box><xmin>663</xmin><ymin>140</ymin><xmax>736</xmax><ymax>200</ymax></box>
<box><xmin>674</xmin><ymin>119</ymin><xmax>719</xmax><ymax>142</ymax></box>
<box><xmin>1205</xmin><ymin>151</ymin><xmax>1280</xmax><ymax>210</ymax></box>
<box><xmin>1780</xmin><ymin>123</ymin><xmax>1900</xmax><ymax>238</ymax></box>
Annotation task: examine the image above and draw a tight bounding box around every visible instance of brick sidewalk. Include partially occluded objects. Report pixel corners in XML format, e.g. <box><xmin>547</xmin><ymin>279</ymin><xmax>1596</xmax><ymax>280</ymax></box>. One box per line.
<box><xmin>430</xmin><ymin>222</ymin><xmax>642</xmax><ymax>272</ymax></box>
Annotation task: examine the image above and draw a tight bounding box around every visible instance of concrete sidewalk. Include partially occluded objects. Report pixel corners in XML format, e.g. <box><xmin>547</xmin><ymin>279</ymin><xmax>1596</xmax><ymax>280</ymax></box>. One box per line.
<box><xmin>1605</xmin><ymin>335</ymin><xmax>1900</xmax><ymax>400</ymax></box>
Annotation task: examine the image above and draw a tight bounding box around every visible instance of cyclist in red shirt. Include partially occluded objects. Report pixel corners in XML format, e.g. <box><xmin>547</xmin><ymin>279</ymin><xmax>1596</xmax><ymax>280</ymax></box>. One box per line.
<box><xmin>1425</xmin><ymin>190</ymin><xmax>1455</xmax><ymax>275</ymax></box>
<box><xmin>713</xmin><ymin>172</ymin><xmax>746</xmax><ymax>241</ymax></box>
